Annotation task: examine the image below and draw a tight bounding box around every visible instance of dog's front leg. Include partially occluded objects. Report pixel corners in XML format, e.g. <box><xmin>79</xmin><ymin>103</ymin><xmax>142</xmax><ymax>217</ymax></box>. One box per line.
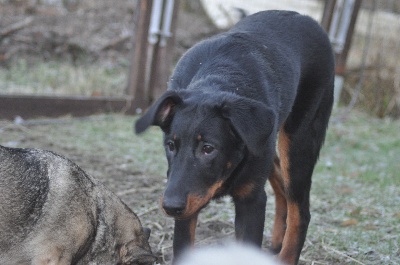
<box><xmin>233</xmin><ymin>188</ymin><xmax>267</xmax><ymax>246</ymax></box>
<box><xmin>172</xmin><ymin>213</ymin><xmax>198</xmax><ymax>261</ymax></box>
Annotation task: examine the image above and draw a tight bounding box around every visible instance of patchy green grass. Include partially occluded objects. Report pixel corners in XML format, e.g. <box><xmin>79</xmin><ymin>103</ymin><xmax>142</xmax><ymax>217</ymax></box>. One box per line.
<box><xmin>0</xmin><ymin>115</ymin><xmax>166</xmax><ymax>176</ymax></box>
<box><xmin>0</xmin><ymin>59</ymin><xmax>128</xmax><ymax>96</ymax></box>
<box><xmin>0</xmin><ymin>110</ymin><xmax>399</xmax><ymax>264</ymax></box>
<box><xmin>307</xmin><ymin>111</ymin><xmax>400</xmax><ymax>264</ymax></box>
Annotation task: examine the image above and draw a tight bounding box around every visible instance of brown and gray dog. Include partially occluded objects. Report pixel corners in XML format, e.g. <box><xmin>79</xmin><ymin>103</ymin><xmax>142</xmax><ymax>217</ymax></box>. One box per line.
<box><xmin>0</xmin><ymin>145</ymin><xmax>156</xmax><ymax>265</ymax></box>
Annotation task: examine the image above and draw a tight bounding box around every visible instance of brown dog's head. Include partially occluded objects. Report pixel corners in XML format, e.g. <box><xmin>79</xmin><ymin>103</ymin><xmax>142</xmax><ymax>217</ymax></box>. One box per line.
<box><xmin>135</xmin><ymin>90</ymin><xmax>275</xmax><ymax>219</ymax></box>
<box><xmin>95</xmin><ymin>192</ymin><xmax>157</xmax><ymax>265</ymax></box>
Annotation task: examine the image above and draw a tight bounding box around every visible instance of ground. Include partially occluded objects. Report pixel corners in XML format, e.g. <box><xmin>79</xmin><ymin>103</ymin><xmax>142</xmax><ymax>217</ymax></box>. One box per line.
<box><xmin>1</xmin><ymin>112</ymin><xmax>399</xmax><ymax>265</ymax></box>
<box><xmin>1</xmin><ymin>1</ymin><xmax>400</xmax><ymax>264</ymax></box>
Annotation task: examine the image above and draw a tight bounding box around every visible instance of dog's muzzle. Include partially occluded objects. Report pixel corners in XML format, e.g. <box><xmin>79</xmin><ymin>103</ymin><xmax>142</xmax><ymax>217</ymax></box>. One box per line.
<box><xmin>162</xmin><ymin>197</ymin><xmax>186</xmax><ymax>217</ymax></box>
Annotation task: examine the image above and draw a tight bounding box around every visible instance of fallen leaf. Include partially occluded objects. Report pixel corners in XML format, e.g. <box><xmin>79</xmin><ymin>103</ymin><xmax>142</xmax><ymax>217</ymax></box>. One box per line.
<box><xmin>364</xmin><ymin>224</ymin><xmax>378</xmax><ymax>230</ymax></box>
<box><xmin>350</xmin><ymin>207</ymin><xmax>362</xmax><ymax>216</ymax></box>
<box><xmin>340</xmin><ymin>218</ymin><xmax>358</xmax><ymax>227</ymax></box>
<box><xmin>336</xmin><ymin>186</ymin><xmax>353</xmax><ymax>194</ymax></box>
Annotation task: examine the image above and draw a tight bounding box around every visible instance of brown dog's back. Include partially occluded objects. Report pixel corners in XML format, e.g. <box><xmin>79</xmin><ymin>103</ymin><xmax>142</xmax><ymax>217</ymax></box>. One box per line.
<box><xmin>0</xmin><ymin>145</ymin><xmax>155</xmax><ymax>265</ymax></box>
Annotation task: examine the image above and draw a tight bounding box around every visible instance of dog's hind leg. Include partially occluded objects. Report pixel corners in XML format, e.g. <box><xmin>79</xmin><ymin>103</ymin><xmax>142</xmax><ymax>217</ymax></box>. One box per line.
<box><xmin>277</xmin><ymin>93</ymin><xmax>333</xmax><ymax>264</ymax></box>
<box><xmin>268</xmin><ymin>156</ymin><xmax>287</xmax><ymax>254</ymax></box>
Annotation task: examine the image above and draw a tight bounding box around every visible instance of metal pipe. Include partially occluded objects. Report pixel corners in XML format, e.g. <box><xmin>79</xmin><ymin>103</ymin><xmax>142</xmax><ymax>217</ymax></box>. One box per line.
<box><xmin>329</xmin><ymin>0</ymin><xmax>343</xmax><ymax>48</ymax></box>
<box><xmin>160</xmin><ymin>0</ymin><xmax>175</xmax><ymax>46</ymax></box>
<box><xmin>336</xmin><ymin>0</ymin><xmax>355</xmax><ymax>52</ymax></box>
<box><xmin>149</xmin><ymin>0</ymin><xmax>163</xmax><ymax>44</ymax></box>
<box><xmin>329</xmin><ymin>0</ymin><xmax>356</xmax><ymax>54</ymax></box>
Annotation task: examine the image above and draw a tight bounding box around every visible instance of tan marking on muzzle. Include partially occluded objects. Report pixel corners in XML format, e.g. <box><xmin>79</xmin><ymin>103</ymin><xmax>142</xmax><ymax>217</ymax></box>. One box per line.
<box><xmin>178</xmin><ymin>180</ymin><xmax>224</xmax><ymax>219</ymax></box>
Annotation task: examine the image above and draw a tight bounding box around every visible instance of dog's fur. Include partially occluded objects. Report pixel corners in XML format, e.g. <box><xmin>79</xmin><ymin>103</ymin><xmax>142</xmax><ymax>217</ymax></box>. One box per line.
<box><xmin>135</xmin><ymin>10</ymin><xmax>334</xmax><ymax>264</ymax></box>
<box><xmin>0</xmin><ymin>145</ymin><xmax>156</xmax><ymax>265</ymax></box>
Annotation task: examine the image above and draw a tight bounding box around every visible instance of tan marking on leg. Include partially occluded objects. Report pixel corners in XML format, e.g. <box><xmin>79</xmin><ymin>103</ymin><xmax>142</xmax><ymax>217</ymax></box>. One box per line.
<box><xmin>269</xmin><ymin>156</ymin><xmax>287</xmax><ymax>252</ymax></box>
<box><xmin>278</xmin><ymin>127</ymin><xmax>291</xmax><ymax>191</ymax></box>
<box><xmin>189</xmin><ymin>214</ymin><xmax>198</xmax><ymax>245</ymax></box>
<box><xmin>279</xmin><ymin>202</ymin><xmax>301</xmax><ymax>265</ymax></box>
<box><xmin>159</xmin><ymin>195</ymin><xmax>167</xmax><ymax>216</ymax></box>
<box><xmin>233</xmin><ymin>182</ymin><xmax>255</xmax><ymax>200</ymax></box>
<box><xmin>278</xmin><ymin>127</ymin><xmax>300</xmax><ymax>264</ymax></box>
<box><xmin>180</xmin><ymin>180</ymin><xmax>224</xmax><ymax>219</ymax></box>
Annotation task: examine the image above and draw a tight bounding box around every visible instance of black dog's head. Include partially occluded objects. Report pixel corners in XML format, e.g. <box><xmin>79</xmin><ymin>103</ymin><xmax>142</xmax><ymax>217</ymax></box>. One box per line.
<box><xmin>135</xmin><ymin>90</ymin><xmax>275</xmax><ymax>219</ymax></box>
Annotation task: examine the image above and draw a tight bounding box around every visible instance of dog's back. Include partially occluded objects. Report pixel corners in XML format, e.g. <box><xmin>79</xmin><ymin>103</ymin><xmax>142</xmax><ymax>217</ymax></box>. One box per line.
<box><xmin>0</xmin><ymin>146</ymin><xmax>58</xmax><ymax>252</ymax></box>
<box><xmin>0</xmin><ymin>146</ymin><xmax>97</xmax><ymax>263</ymax></box>
<box><xmin>0</xmin><ymin>145</ymin><xmax>155</xmax><ymax>265</ymax></box>
<box><xmin>169</xmin><ymin>10</ymin><xmax>334</xmax><ymax>123</ymax></box>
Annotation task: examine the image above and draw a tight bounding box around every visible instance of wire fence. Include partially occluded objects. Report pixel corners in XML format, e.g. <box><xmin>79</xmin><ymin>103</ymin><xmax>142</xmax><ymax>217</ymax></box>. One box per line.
<box><xmin>340</xmin><ymin>0</ymin><xmax>400</xmax><ymax>118</ymax></box>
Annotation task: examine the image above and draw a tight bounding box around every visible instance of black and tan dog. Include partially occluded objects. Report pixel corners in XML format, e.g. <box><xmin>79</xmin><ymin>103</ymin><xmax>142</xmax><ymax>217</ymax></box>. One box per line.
<box><xmin>0</xmin><ymin>145</ymin><xmax>156</xmax><ymax>265</ymax></box>
<box><xmin>136</xmin><ymin>10</ymin><xmax>334</xmax><ymax>265</ymax></box>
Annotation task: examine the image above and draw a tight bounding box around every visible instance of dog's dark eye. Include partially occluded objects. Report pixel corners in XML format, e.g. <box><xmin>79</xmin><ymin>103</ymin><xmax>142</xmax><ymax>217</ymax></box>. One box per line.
<box><xmin>166</xmin><ymin>141</ymin><xmax>175</xmax><ymax>152</ymax></box>
<box><xmin>202</xmin><ymin>145</ymin><xmax>215</xmax><ymax>154</ymax></box>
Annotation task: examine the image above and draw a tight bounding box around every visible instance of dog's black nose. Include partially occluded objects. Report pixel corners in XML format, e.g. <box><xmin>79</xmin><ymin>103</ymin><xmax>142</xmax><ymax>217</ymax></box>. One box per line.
<box><xmin>162</xmin><ymin>200</ymin><xmax>186</xmax><ymax>217</ymax></box>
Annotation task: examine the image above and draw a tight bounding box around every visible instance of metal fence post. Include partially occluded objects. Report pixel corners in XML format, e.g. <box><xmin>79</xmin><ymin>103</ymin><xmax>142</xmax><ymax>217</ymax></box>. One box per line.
<box><xmin>126</xmin><ymin>0</ymin><xmax>153</xmax><ymax>113</ymax></box>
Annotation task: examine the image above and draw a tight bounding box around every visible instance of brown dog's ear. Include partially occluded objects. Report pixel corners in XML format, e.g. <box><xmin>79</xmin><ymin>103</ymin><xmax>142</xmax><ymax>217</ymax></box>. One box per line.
<box><xmin>143</xmin><ymin>227</ymin><xmax>151</xmax><ymax>240</ymax></box>
<box><xmin>119</xmin><ymin>243</ymin><xmax>157</xmax><ymax>265</ymax></box>
<box><xmin>221</xmin><ymin>98</ymin><xmax>276</xmax><ymax>156</ymax></box>
<box><xmin>135</xmin><ymin>90</ymin><xmax>183</xmax><ymax>134</ymax></box>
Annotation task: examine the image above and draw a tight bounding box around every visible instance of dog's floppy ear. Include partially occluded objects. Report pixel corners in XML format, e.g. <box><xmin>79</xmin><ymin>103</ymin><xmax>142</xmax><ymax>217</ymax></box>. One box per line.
<box><xmin>143</xmin><ymin>227</ymin><xmax>151</xmax><ymax>240</ymax></box>
<box><xmin>135</xmin><ymin>90</ymin><xmax>183</xmax><ymax>134</ymax></box>
<box><xmin>119</xmin><ymin>243</ymin><xmax>157</xmax><ymax>265</ymax></box>
<box><xmin>221</xmin><ymin>98</ymin><xmax>276</xmax><ymax>156</ymax></box>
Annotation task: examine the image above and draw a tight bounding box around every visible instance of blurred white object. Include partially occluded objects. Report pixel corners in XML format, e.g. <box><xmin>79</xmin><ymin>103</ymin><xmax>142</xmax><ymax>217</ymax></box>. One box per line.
<box><xmin>175</xmin><ymin>242</ymin><xmax>282</xmax><ymax>265</ymax></box>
